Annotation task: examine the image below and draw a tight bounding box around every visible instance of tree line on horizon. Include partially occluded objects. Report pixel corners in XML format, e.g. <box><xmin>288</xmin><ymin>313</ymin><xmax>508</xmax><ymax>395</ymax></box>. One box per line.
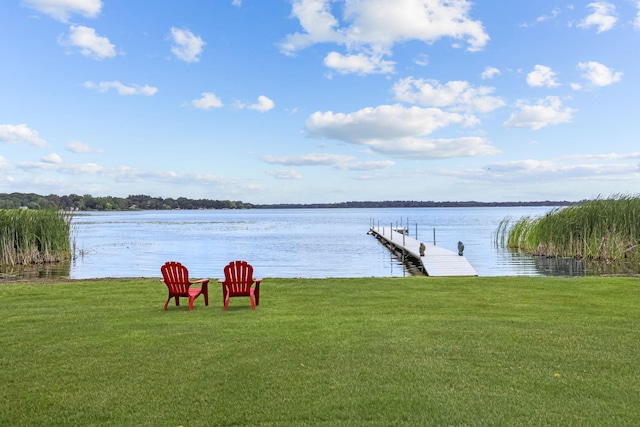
<box><xmin>0</xmin><ymin>192</ymin><xmax>572</xmax><ymax>211</ymax></box>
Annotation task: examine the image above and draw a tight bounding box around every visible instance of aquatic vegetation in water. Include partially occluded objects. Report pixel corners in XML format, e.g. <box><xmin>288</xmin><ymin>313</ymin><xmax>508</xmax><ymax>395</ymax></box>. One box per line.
<box><xmin>0</xmin><ymin>209</ymin><xmax>74</xmax><ymax>265</ymax></box>
<box><xmin>495</xmin><ymin>195</ymin><xmax>640</xmax><ymax>269</ymax></box>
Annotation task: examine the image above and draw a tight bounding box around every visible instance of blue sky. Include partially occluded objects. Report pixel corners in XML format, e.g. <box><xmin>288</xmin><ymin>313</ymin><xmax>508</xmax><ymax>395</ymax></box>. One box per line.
<box><xmin>1</xmin><ymin>0</ymin><xmax>639</xmax><ymax>204</ymax></box>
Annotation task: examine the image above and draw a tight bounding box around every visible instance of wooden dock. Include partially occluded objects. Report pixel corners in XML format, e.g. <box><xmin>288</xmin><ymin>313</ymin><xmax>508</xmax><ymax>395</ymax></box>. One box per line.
<box><xmin>369</xmin><ymin>226</ymin><xmax>478</xmax><ymax>277</ymax></box>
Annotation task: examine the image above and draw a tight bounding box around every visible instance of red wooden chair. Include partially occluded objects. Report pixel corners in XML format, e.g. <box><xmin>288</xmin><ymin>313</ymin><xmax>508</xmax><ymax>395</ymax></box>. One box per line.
<box><xmin>160</xmin><ymin>261</ymin><xmax>209</xmax><ymax>310</ymax></box>
<box><xmin>218</xmin><ymin>260</ymin><xmax>262</xmax><ymax>310</ymax></box>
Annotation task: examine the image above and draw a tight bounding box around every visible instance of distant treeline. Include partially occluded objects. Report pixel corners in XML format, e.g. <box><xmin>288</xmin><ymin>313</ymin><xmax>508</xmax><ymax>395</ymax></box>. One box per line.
<box><xmin>0</xmin><ymin>192</ymin><xmax>572</xmax><ymax>211</ymax></box>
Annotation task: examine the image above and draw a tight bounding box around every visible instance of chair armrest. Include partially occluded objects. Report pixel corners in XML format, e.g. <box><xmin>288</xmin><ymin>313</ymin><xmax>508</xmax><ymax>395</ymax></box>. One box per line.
<box><xmin>193</xmin><ymin>278</ymin><xmax>209</xmax><ymax>285</ymax></box>
<box><xmin>217</xmin><ymin>279</ymin><xmax>225</xmax><ymax>284</ymax></box>
<box><xmin>255</xmin><ymin>278</ymin><xmax>262</xmax><ymax>284</ymax></box>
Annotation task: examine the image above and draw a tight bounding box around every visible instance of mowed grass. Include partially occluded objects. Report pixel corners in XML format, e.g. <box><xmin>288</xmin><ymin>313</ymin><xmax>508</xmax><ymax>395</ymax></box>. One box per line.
<box><xmin>1</xmin><ymin>276</ymin><xmax>639</xmax><ymax>426</ymax></box>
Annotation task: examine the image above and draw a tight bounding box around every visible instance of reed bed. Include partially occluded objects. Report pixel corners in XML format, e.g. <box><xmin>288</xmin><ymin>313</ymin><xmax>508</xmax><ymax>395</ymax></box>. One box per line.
<box><xmin>496</xmin><ymin>195</ymin><xmax>640</xmax><ymax>263</ymax></box>
<box><xmin>0</xmin><ymin>209</ymin><xmax>73</xmax><ymax>265</ymax></box>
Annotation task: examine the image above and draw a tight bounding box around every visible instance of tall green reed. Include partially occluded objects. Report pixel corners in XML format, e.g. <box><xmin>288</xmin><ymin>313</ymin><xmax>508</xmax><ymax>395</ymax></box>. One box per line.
<box><xmin>0</xmin><ymin>209</ymin><xmax>73</xmax><ymax>265</ymax></box>
<box><xmin>495</xmin><ymin>195</ymin><xmax>640</xmax><ymax>263</ymax></box>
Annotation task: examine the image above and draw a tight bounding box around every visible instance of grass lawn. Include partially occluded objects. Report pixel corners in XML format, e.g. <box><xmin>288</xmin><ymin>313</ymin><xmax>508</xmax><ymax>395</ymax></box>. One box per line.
<box><xmin>1</xmin><ymin>276</ymin><xmax>639</xmax><ymax>426</ymax></box>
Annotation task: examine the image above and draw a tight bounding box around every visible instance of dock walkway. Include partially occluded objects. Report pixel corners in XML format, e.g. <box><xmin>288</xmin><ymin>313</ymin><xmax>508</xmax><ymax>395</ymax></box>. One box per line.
<box><xmin>369</xmin><ymin>226</ymin><xmax>477</xmax><ymax>277</ymax></box>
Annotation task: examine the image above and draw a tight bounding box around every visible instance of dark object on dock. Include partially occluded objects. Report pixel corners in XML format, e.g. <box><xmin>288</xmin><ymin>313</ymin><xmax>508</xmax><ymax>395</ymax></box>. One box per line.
<box><xmin>419</xmin><ymin>242</ymin><xmax>426</xmax><ymax>257</ymax></box>
<box><xmin>458</xmin><ymin>241</ymin><xmax>465</xmax><ymax>256</ymax></box>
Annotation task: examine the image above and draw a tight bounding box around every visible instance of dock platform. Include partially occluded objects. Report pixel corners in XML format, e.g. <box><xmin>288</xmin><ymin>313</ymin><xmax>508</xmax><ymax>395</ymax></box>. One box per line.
<box><xmin>369</xmin><ymin>226</ymin><xmax>477</xmax><ymax>277</ymax></box>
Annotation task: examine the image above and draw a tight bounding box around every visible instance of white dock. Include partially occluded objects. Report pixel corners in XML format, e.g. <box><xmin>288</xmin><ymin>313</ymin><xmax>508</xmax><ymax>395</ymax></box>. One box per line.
<box><xmin>369</xmin><ymin>226</ymin><xmax>477</xmax><ymax>277</ymax></box>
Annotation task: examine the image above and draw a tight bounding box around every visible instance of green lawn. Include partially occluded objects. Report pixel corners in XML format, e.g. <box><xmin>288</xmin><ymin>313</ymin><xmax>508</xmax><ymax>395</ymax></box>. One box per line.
<box><xmin>1</xmin><ymin>276</ymin><xmax>639</xmax><ymax>426</ymax></box>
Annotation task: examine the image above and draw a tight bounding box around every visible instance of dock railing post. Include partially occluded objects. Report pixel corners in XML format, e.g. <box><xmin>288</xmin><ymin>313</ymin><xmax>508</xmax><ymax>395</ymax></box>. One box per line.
<box><xmin>415</xmin><ymin>223</ymin><xmax>418</xmax><ymax>240</ymax></box>
<box><xmin>433</xmin><ymin>228</ymin><xmax>436</xmax><ymax>245</ymax></box>
<box><xmin>390</xmin><ymin>223</ymin><xmax>393</xmax><ymax>241</ymax></box>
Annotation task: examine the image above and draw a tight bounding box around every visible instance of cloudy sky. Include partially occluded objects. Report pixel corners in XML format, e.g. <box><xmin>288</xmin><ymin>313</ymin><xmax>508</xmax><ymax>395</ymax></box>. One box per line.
<box><xmin>1</xmin><ymin>0</ymin><xmax>639</xmax><ymax>203</ymax></box>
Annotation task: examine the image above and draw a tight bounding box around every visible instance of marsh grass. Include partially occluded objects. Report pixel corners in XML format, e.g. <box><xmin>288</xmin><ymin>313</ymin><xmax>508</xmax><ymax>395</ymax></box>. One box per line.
<box><xmin>496</xmin><ymin>195</ymin><xmax>640</xmax><ymax>267</ymax></box>
<box><xmin>1</xmin><ymin>276</ymin><xmax>639</xmax><ymax>426</ymax></box>
<box><xmin>0</xmin><ymin>209</ymin><xmax>73</xmax><ymax>265</ymax></box>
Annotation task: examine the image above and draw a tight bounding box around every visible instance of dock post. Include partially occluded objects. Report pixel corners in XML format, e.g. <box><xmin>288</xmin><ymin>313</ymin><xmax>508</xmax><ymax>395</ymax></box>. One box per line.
<box><xmin>433</xmin><ymin>228</ymin><xmax>436</xmax><ymax>245</ymax></box>
<box><xmin>415</xmin><ymin>223</ymin><xmax>418</xmax><ymax>240</ymax></box>
<box><xmin>390</xmin><ymin>223</ymin><xmax>393</xmax><ymax>241</ymax></box>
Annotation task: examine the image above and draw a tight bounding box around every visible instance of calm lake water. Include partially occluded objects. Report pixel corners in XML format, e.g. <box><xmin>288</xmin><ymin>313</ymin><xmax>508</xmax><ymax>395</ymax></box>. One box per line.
<box><xmin>37</xmin><ymin>206</ymin><xmax>583</xmax><ymax>280</ymax></box>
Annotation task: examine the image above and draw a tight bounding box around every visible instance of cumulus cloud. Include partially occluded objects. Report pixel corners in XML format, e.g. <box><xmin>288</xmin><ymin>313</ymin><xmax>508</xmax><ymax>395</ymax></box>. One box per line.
<box><xmin>62</xmin><ymin>25</ymin><xmax>116</xmax><ymax>60</ymax></box>
<box><xmin>42</xmin><ymin>153</ymin><xmax>63</xmax><ymax>164</ymax></box>
<box><xmin>305</xmin><ymin>104</ymin><xmax>498</xmax><ymax>159</ymax></box>
<box><xmin>22</xmin><ymin>0</ymin><xmax>102</xmax><ymax>22</ymax></box>
<box><xmin>84</xmin><ymin>81</ymin><xmax>158</xmax><ymax>96</ymax></box>
<box><xmin>170</xmin><ymin>27</ymin><xmax>205</xmax><ymax>62</ymax></box>
<box><xmin>279</xmin><ymin>0</ymin><xmax>488</xmax><ymax>75</ymax></box>
<box><xmin>0</xmin><ymin>124</ymin><xmax>47</xmax><ymax>147</ymax></box>
<box><xmin>527</xmin><ymin>65</ymin><xmax>559</xmax><ymax>87</ymax></box>
<box><xmin>577</xmin><ymin>61</ymin><xmax>622</xmax><ymax>86</ymax></box>
<box><xmin>392</xmin><ymin>78</ymin><xmax>505</xmax><ymax>114</ymax></box>
<box><xmin>481</xmin><ymin>66</ymin><xmax>501</xmax><ymax>80</ymax></box>
<box><xmin>65</xmin><ymin>140</ymin><xmax>102</xmax><ymax>153</ymax></box>
<box><xmin>248</xmin><ymin>96</ymin><xmax>275</xmax><ymax>112</ymax></box>
<box><xmin>0</xmin><ymin>156</ymin><xmax>9</xmax><ymax>169</ymax></box>
<box><xmin>324</xmin><ymin>51</ymin><xmax>395</xmax><ymax>75</ymax></box>
<box><xmin>266</xmin><ymin>169</ymin><xmax>303</xmax><ymax>180</ymax></box>
<box><xmin>503</xmin><ymin>96</ymin><xmax>576</xmax><ymax>130</ymax></box>
<box><xmin>190</xmin><ymin>92</ymin><xmax>223</xmax><ymax>109</ymax></box>
<box><xmin>578</xmin><ymin>2</ymin><xmax>617</xmax><ymax>33</ymax></box>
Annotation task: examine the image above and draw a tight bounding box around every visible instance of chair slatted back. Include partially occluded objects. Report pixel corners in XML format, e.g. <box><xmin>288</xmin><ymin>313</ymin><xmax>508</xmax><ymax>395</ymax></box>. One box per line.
<box><xmin>224</xmin><ymin>261</ymin><xmax>254</xmax><ymax>295</ymax></box>
<box><xmin>161</xmin><ymin>262</ymin><xmax>191</xmax><ymax>295</ymax></box>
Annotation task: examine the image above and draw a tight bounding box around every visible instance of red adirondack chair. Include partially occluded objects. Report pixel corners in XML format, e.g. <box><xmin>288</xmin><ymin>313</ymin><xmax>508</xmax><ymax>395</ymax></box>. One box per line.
<box><xmin>160</xmin><ymin>261</ymin><xmax>209</xmax><ymax>310</ymax></box>
<box><xmin>218</xmin><ymin>260</ymin><xmax>262</xmax><ymax>310</ymax></box>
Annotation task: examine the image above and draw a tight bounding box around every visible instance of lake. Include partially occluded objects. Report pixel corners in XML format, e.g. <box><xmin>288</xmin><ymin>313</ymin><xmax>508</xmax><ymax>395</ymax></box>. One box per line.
<box><xmin>41</xmin><ymin>206</ymin><xmax>583</xmax><ymax>280</ymax></box>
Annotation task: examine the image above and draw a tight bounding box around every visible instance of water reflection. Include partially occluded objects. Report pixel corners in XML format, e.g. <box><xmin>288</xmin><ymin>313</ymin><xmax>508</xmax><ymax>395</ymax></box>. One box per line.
<box><xmin>0</xmin><ymin>262</ymin><xmax>70</xmax><ymax>281</ymax></box>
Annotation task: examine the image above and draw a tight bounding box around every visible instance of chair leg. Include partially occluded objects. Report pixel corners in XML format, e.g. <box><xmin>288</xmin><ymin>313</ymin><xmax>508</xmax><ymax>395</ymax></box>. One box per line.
<box><xmin>250</xmin><ymin>295</ymin><xmax>256</xmax><ymax>310</ymax></box>
<box><xmin>189</xmin><ymin>296</ymin><xmax>195</xmax><ymax>311</ymax></box>
<box><xmin>164</xmin><ymin>298</ymin><xmax>170</xmax><ymax>310</ymax></box>
<box><xmin>224</xmin><ymin>295</ymin><xmax>229</xmax><ymax>311</ymax></box>
<box><xmin>174</xmin><ymin>296</ymin><xmax>180</xmax><ymax>307</ymax></box>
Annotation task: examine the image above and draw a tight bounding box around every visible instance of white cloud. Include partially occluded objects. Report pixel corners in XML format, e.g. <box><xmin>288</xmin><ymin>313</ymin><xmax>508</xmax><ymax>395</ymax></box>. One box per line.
<box><xmin>0</xmin><ymin>156</ymin><xmax>9</xmax><ymax>170</ymax></box>
<box><xmin>0</xmin><ymin>124</ymin><xmax>47</xmax><ymax>147</ymax></box>
<box><xmin>481</xmin><ymin>66</ymin><xmax>500</xmax><ymax>80</ymax></box>
<box><xmin>232</xmin><ymin>0</ymin><xmax>242</xmax><ymax>6</ymax></box>
<box><xmin>190</xmin><ymin>92</ymin><xmax>223</xmax><ymax>109</ymax></box>
<box><xmin>262</xmin><ymin>153</ymin><xmax>355</xmax><ymax>166</ymax></box>
<box><xmin>170</xmin><ymin>27</ymin><xmax>205</xmax><ymax>62</ymax></box>
<box><xmin>564</xmin><ymin>152</ymin><xmax>640</xmax><ymax>161</ymax></box>
<box><xmin>22</xmin><ymin>0</ymin><xmax>102</xmax><ymax>22</ymax></box>
<box><xmin>280</xmin><ymin>0</ymin><xmax>488</xmax><ymax>75</ymax></box>
<box><xmin>635</xmin><ymin>2</ymin><xmax>640</xmax><ymax>29</ymax></box>
<box><xmin>248</xmin><ymin>96</ymin><xmax>275</xmax><ymax>112</ymax></box>
<box><xmin>578</xmin><ymin>2</ymin><xmax>617</xmax><ymax>33</ymax></box>
<box><xmin>63</xmin><ymin>25</ymin><xmax>115</xmax><ymax>60</ymax></box>
<box><xmin>392</xmin><ymin>78</ymin><xmax>505</xmax><ymax>114</ymax></box>
<box><xmin>337</xmin><ymin>160</ymin><xmax>395</xmax><ymax>171</ymax></box>
<box><xmin>65</xmin><ymin>140</ymin><xmax>102</xmax><ymax>153</ymax></box>
<box><xmin>324</xmin><ymin>51</ymin><xmax>395</xmax><ymax>75</ymax></box>
<box><xmin>84</xmin><ymin>81</ymin><xmax>158</xmax><ymax>96</ymax></box>
<box><xmin>305</xmin><ymin>104</ymin><xmax>498</xmax><ymax>159</ymax></box>
<box><xmin>266</xmin><ymin>169</ymin><xmax>303</xmax><ymax>180</ymax></box>
<box><xmin>482</xmin><ymin>159</ymin><xmax>638</xmax><ymax>182</ymax></box>
<box><xmin>526</xmin><ymin>65</ymin><xmax>559</xmax><ymax>87</ymax></box>
<box><xmin>42</xmin><ymin>153</ymin><xmax>63</xmax><ymax>164</ymax></box>
<box><xmin>577</xmin><ymin>61</ymin><xmax>622</xmax><ymax>87</ymax></box>
<box><xmin>503</xmin><ymin>96</ymin><xmax>576</xmax><ymax>130</ymax></box>
<box><xmin>536</xmin><ymin>7</ymin><xmax>561</xmax><ymax>23</ymax></box>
